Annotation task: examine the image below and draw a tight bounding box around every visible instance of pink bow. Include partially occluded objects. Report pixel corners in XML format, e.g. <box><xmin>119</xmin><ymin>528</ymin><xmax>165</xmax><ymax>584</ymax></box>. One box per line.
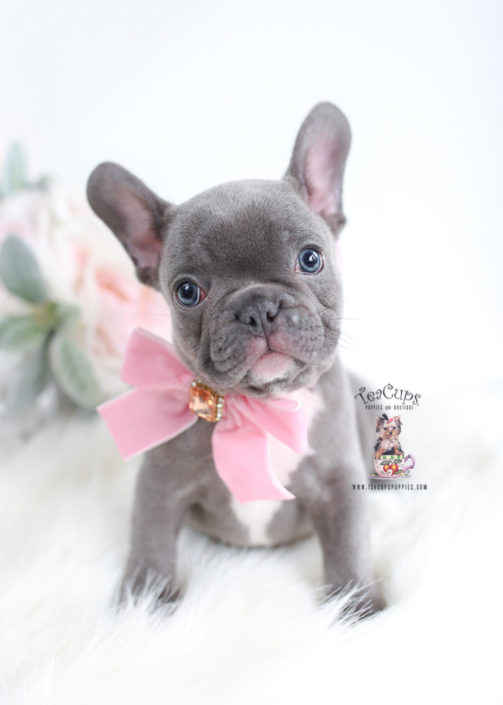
<box><xmin>98</xmin><ymin>328</ymin><xmax>308</xmax><ymax>503</ymax></box>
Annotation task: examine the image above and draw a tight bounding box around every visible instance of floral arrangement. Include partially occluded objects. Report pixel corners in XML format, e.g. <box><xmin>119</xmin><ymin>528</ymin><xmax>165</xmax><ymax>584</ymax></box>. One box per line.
<box><xmin>0</xmin><ymin>144</ymin><xmax>169</xmax><ymax>434</ymax></box>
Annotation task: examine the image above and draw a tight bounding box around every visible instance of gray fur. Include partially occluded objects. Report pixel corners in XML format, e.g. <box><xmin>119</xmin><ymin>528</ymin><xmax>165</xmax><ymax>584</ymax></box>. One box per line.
<box><xmin>87</xmin><ymin>102</ymin><xmax>383</xmax><ymax>616</ymax></box>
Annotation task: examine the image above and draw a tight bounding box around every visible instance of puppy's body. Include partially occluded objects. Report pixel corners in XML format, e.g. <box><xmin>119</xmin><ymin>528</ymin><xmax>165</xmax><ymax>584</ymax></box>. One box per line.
<box><xmin>124</xmin><ymin>344</ymin><xmax>374</xmax><ymax>605</ymax></box>
<box><xmin>216</xmin><ymin>383</ymin><xmax>322</xmax><ymax>547</ymax></box>
<box><xmin>88</xmin><ymin>103</ymin><xmax>383</xmax><ymax>614</ymax></box>
<box><xmin>137</xmin><ymin>355</ymin><xmax>364</xmax><ymax>550</ymax></box>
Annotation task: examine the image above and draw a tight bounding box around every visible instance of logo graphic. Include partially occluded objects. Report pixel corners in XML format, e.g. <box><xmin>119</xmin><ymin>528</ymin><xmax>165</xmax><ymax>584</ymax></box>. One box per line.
<box><xmin>354</xmin><ymin>383</ymin><xmax>421</xmax><ymax>411</ymax></box>
<box><xmin>371</xmin><ymin>414</ymin><xmax>415</xmax><ymax>479</ymax></box>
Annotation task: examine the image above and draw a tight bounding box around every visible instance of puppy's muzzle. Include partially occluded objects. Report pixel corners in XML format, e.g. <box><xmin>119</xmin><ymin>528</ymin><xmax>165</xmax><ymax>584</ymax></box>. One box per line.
<box><xmin>232</xmin><ymin>286</ymin><xmax>293</xmax><ymax>339</ymax></box>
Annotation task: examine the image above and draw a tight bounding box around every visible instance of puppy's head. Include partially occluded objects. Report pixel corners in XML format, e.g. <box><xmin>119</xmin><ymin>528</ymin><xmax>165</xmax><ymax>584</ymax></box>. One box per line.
<box><xmin>378</xmin><ymin>416</ymin><xmax>401</xmax><ymax>440</ymax></box>
<box><xmin>87</xmin><ymin>102</ymin><xmax>351</xmax><ymax>396</ymax></box>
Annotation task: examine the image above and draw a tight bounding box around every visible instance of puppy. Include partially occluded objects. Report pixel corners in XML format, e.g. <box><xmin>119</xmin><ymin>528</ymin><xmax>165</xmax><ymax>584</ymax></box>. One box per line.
<box><xmin>374</xmin><ymin>414</ymin><xmax>403</xmax><ymax>459</ymax></box>
<box><xmin>87</xmin><ymin>102</ymin><xmax>383</xmax><ymax>616</ymax></box>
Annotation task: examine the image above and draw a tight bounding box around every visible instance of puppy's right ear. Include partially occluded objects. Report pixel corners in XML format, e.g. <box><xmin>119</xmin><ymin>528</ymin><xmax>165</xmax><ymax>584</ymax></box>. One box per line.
<box><xmin>86</xmin><ymin>162</ymin><xmax>172</xmax><ymax>289</ymax></box>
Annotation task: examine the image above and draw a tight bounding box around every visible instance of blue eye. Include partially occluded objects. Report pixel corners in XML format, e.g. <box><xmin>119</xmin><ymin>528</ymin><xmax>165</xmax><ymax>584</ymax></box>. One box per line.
<box><xmin>176</xmin><ymin>280</ymin><xmax>202</xmax><ymax>307</ymax></box>
<box><xmin>297</xmin><ymin>248</ymin><xmax>323</xmax><ymax>274</ymax></box>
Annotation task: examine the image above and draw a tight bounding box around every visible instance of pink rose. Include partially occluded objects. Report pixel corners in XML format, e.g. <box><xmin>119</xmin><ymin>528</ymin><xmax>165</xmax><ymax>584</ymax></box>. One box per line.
<box><xmin>0</xmin><ymin>188</ymin><xmax>172</xmax><ymax>384</ymax></box>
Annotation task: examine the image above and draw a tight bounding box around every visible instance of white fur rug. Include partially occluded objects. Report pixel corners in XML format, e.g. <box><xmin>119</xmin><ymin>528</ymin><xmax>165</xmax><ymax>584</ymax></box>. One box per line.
<box><xmin>1</xmin><ymin>385</ymin><xmax>502</xmax><ymax>704</ymax></box>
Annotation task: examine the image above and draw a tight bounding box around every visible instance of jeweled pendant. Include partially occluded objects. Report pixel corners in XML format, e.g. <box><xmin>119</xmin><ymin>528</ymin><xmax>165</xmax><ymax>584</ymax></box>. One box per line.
<box><xmin>189</xmin><ymin>380</ymin><xmax>225</xmax><ymax>422</ymax></box>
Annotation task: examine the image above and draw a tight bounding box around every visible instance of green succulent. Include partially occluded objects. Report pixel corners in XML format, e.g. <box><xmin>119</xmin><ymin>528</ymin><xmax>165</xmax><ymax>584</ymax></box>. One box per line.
<box><xmin>0</xmin><ymin>234</ymin><xmax>106</xmax><ymax>413</ymax></box>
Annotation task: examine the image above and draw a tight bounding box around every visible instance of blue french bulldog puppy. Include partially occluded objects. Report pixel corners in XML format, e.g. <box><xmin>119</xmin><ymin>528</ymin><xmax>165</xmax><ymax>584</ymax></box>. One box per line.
<box><xmin>87</xmin><ymin>102</ymin><xmax>383</xmax><ymax>616</ymax></box>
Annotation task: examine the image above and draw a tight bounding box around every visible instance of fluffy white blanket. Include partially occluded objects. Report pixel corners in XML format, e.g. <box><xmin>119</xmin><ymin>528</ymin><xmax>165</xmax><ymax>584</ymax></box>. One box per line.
<box><xmin>0</xmin><ymin>386</ymin><xmax>501</xmax><ymax>704</ymax></box>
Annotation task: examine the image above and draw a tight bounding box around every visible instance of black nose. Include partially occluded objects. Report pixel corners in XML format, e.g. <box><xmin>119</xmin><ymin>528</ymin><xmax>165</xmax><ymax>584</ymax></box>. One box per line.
<box><xmin>237</xmin><ymin>297</ymin><xmax>280</xmax><ymax>336</ymax></box>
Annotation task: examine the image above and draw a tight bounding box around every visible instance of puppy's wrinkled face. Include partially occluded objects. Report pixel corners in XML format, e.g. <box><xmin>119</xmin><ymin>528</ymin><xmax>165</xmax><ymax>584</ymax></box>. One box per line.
<box><xmin>87</xmin><ymin>102</ymin><xmax>351</xmax><ymax>396</ymax></box>
<box><xmin>159</xmin><ymin>180</ymin><xmax>342</xmax><ymax>395</ymax></box>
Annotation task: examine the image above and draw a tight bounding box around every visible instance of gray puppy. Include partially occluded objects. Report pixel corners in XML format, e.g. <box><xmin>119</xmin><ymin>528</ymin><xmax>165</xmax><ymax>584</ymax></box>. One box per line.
<box><xmin>87</xmin><ymin>102</ymin><xmax>383</xmax><ymax>616</ymax></box>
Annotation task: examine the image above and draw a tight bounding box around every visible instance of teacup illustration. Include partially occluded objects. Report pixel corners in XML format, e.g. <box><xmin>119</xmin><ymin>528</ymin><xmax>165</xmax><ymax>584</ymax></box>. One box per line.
<box><xmin>372</xmin><ymin>414</ymin><xmax>415</xmax><ymax>479</ymax></box>
<box><xmin>372</xmin><ymin>453</ymin><xmax>415</xmax><ymax>479</ymax></box>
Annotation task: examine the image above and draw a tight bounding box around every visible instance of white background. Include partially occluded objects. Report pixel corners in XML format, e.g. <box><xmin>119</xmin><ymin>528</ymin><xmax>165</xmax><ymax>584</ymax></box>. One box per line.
<box><xmin>2</xmin><ymin>0</ymin><xmax>502</xmax><ymax>394</ymax></box>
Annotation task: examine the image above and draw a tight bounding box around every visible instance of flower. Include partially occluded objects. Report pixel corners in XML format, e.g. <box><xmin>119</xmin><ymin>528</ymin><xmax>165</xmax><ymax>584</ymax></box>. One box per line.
<box><xmin>0</xmin><ymin>184</ymin><xmax>171</xmax><ymax>397</ymax></box>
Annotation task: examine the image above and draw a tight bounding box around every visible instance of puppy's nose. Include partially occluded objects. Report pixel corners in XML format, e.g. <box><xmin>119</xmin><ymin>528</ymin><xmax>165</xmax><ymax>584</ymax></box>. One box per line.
<box><xmin>237</xmin><ymin>298</ymin><xmax>280</xmax><ymax>336</ymax></box>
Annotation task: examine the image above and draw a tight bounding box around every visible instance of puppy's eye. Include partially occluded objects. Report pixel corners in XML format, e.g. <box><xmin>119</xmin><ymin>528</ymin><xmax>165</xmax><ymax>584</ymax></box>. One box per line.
<box><xmin>296</xmin><ymin>248</ymin><xmax>323</xmax><ymax>274</ymax></box>
<box><xmin>175</xmin><ymin>280</ymin><xmax>203</xmax><ymax>307</ymax></box>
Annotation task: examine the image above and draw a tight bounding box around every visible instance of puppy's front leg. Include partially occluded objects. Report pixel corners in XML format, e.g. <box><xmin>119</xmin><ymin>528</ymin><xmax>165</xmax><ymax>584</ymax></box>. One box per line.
<box><xmin>119</xmin><ymin>444</ymin><xmax>198</xmax><ymax>604</ymax></box>
<box><xmin>303</xmin><ymin>470</ymin><xmax>383</xmax><ymax>617</ymax></box>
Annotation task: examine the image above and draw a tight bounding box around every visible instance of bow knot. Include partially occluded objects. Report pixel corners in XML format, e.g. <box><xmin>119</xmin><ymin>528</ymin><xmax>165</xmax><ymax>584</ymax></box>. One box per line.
<box><xmin>98</xmin><ymin>328</ymin><xmax>308</xmax><ymax>503</ymax></box>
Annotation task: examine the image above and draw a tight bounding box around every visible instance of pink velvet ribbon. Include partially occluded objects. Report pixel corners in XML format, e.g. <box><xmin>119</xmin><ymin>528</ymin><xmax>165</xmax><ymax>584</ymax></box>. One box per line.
<box><xmin>97</xmin><ymin>328</ymin><xmax>308</xmax><ymax>503</ymax></box>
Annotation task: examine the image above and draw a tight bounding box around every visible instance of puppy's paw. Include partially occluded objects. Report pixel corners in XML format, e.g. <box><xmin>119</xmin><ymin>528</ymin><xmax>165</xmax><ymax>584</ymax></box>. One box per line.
<box><xmin>115</xmin><ymin>567</ymin><xmax>180</xmax><ymax>610</ymax></box>
<box><xmin>356</xmin><ymin>590</ymin><xmax>386</xmax><ymax>618</ymax></box>
<box><xmin>325</xmin><ymin>584</ymin><xmax>386</xmax><ymax>621</ymax></box>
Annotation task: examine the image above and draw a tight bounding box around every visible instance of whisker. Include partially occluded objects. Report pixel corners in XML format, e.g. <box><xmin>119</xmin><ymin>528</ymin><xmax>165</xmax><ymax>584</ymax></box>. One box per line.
<box><xmin>337</xmin><ymin>341</ymin><xmax>360</xmax><ymax>353</ymax></box>
<box><xmin>311</xmin><ymin>306</ymin><xmax>366</xmax><ymax>324</ymax></box>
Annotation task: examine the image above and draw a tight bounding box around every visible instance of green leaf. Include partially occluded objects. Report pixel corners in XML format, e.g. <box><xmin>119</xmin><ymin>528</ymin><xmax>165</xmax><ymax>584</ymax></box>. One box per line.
<box><xmin>0</xmin><ymin>234</ymin><xmax>48</xmax><ymax>303</ymax></box>
<box><xmin>54</xmin><ymin>302</ymin><xmax>80</xmax><ymax>329</ymax></box>
<box><xmin>0</xmin><ymin>315</ymin><xmax>48</xmax><ymax>351</ymax></box>
<box><xmin>1</xmin><ymin>143</ymin><xmax>27</xmax><ymax>196</ymax></box>
<box><xmin>5</xmin><ymin>343</ymin><xmax>50</xmax><ymax>414</ymax></box>
<box><xmin>49</xmin><ymin>332</ymin><xmax>105</xmax><ymax>410</ymax></box>
<box><xmin>31</xmin><ymin>300</ymin><xmax>80</xmax><ymax>332</ymax></box>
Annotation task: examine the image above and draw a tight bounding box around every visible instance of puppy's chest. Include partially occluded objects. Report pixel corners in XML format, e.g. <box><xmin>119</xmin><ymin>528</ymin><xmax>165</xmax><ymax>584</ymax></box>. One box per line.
<box><xmin>228</xmin><ymin>387</ymin><xmax>323</xmax><ymax>546</ymax></box>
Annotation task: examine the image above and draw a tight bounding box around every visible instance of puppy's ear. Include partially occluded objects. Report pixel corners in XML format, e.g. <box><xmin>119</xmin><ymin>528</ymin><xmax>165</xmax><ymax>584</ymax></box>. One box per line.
<box><xmin>284</xmin><ymin>102</ymin><xmax>351</xmax><ymax>234</ymax></box>
<box><xmin>376</xmin><ymin>416</ymin><xmax>385</xmax><ymax>431</ymax></box>
<box><xmin>87</xmin><ymin>162</ymin><xmax>172</xmax><ymax>289</ymax></box>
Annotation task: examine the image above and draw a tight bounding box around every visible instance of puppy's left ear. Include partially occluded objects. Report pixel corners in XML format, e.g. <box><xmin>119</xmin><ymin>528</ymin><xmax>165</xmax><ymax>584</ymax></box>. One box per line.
<box><xmin>87</xmin><ymin>162</ymin><xmax>172</xmax><ymax>289</ymax></box>
<box><xmin>284</xmin><ymin>102</ymin><xmax>351</xmax><ymax>234</ymax></box>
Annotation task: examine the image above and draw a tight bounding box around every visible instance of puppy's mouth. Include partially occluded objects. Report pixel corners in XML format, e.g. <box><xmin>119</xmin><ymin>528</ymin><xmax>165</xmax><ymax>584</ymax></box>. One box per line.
<box><xmin>247</xmin><ymin>350</ymin><xmax>296</xmax><ymax>385</ymax></box>
<box><xmin>238</xmin><ymin>341</ymin><xmax>308</xmax><ymax>396</ymax></box>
